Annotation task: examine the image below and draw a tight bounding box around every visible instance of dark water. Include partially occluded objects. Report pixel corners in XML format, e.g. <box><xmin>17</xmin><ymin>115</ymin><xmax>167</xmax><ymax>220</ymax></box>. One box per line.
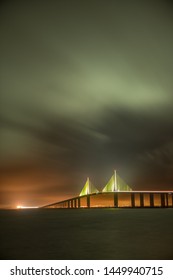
<box><xmin>0</xmin><ymin>208</ymin><xmax>173</xmax><ymax>260</ymax></box>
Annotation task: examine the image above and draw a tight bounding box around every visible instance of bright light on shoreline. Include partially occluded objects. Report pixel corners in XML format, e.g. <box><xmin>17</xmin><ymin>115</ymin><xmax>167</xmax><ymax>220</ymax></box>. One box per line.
<box><xmin>17</xmin><ymin>205</ymin><xmax>39</xmax><ymax>209</ymax></box>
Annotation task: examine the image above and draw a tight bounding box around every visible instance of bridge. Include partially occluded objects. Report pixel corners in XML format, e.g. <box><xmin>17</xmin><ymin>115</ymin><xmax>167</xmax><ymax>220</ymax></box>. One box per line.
<box><xmin>43</xmin><ymin>171</ymin><xmax>173</xmax><ymax>208</ymax></box>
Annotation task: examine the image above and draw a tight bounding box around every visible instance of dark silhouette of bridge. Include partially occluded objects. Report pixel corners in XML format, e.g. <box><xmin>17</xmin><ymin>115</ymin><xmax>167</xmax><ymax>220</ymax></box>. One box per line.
<box><xmin>43</xmin><ymin>171</ymin><xmax>173</xmax><ymax>208</ymax></box>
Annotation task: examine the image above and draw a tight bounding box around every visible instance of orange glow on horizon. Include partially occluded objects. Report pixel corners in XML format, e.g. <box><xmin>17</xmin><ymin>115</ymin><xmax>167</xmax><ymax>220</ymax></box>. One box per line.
<box><xmin>16</xmin><ymin>205</ymin><xmax>39</xmax><ymax>209</ymax></box>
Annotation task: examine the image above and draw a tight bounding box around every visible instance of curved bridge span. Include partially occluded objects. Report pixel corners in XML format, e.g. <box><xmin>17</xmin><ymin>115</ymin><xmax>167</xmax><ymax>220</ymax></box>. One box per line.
<box><xmin>43</xmin><ymin>171</ymin><xmax>173</xmax><ymax>209</ymax></box>
<box><xmin>43</xmin><ymin>191</ymin><xmax>173</xmax><ymax>208</ymax></box>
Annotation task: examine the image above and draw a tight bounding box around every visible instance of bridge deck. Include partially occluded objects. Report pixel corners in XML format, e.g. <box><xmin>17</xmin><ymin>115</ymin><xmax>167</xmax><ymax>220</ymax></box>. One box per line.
<box><xmin>43</xmin><ymin>191</ymin><xmax>173</xmax><ymax>208</ymax></box>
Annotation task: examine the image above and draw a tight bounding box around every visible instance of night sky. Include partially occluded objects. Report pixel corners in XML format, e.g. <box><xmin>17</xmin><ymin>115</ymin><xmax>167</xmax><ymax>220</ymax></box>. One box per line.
<box><xmin>1</xmin><ymin>0</ymin><xmax>173</xmax><ymax>208</ymax></box>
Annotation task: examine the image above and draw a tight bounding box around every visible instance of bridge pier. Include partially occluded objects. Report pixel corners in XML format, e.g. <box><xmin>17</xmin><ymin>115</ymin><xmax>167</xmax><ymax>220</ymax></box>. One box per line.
<box><xmin>131</xmin><ymin>193</ymin><xmax>135</xmax><ymax>207</ymax></box>
<box><xmin>114</xmin><ymin>193</ymin><xmax>118</xmax><ymax>207</ymax></box>
<box><xmin>78</xmin><ymin>197</ymin><xmax>80</xmax><ymax>208</ymax></box>
<box><xmin>87</xmin><ymin>195</ymin><xmax>90</xmax><ymax>208</ymax></box>
<box><xmin>150</xmin><ymin>193</ymin><xmax>154</xmax><ymax>207</ymax></box>
<box><xmin>140</xmin><ymin>193</ymin><xmax>144</xmax><ymax>207</ymax></box>
<box><xmin>165</xmin><ymin>194</ymin><xmax>168</xmax><ymax>207</ymax></box>
<box><xmin>161</xmin><ymin>193</ymin><xmax>165</xmax><ymax>207</ymax></box>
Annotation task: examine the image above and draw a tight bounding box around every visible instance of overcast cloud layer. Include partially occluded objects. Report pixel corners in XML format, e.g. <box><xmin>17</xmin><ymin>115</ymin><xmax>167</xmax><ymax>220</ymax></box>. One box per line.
<box><xmin>0</xmin><ymin>0</ymin><xmax>173</xmax><ymax>208</ymax></box>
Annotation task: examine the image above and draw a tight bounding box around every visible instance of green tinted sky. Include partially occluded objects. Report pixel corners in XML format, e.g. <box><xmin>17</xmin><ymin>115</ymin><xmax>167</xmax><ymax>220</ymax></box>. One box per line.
<box><xmin>0</xmin><ymin>0</ymin><xmax>173</xmax><ymax>208</ymax></box>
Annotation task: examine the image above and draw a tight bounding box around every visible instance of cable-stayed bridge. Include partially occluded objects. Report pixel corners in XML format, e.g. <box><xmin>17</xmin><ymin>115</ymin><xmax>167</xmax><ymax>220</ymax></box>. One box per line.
<box><xmin>43</xmin><ymin>171</ymin><xmax>173</xmax><ymax>208</ymax></box>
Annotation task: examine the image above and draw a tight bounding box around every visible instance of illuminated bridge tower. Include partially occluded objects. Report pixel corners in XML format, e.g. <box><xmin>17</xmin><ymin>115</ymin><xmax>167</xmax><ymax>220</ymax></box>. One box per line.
<box><xmin>102</xmin><ymin>170</ymin><xmax>132</xmax><ymax>207</ymax></box>
<box><xmin>79</xmin><ymin>177</ymin><xmax>99</xmax><ymax>208</ymax></box>
<box><xmin>102</xmin><ymin>170</ymin><xmax>132</xmax><ymax>192</ymax></box>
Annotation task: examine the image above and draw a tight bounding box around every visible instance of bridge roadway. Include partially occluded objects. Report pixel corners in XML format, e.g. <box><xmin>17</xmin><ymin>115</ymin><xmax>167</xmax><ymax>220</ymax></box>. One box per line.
<box><xmin>43</xmin><ymin>191</ymin><xmax>173</xmax><ymax>209</ymax></box>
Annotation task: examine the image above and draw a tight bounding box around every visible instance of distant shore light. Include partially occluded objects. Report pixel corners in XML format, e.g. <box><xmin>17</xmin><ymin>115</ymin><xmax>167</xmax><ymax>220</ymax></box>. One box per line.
<box><xmin>16</xmin><ymin>205</ymin><xmax>38</xmax><ymax>209</ymax></box>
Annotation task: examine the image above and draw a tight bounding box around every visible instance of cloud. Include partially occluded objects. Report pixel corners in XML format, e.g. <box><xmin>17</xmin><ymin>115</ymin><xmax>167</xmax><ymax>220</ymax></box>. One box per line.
<box><xmin>139</xmin><ymin>141</ymin><xmax>173</xmax><ymax>168</ymax></box>
<box><xmin>0</xmin><ymin>0</ymin><xmax>173</xmax><ymax>207</ymax></box>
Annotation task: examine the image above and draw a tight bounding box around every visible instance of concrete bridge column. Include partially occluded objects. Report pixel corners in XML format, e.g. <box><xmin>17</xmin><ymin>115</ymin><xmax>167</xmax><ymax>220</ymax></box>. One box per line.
<box><xmin>67</xmin><ymin>201</ymin><xmax>70</xmax><ymax>208</ymax></box>
<box><xmin>78</xmin><ymin>198</ymin><xmax>81</xmax><ymax>208</ymax></box>
<box><xmin>114</xmin><ymin>193</ymin><xmax>118</xmax><ymax>207</ymax></box>
<box><xmin>131</xmin><ymin>193</ymin><xmax>135</xmax><ymax>208</ymax></box>
<box><xmin>172</xmin><ymin>194</ymin><xmax>173</xmax><ymax>207</ymax></box>
<box><xmin>140</xmin><ymin>193</ymin><xmax>144</xmax><ymax>207</ymax></box>
<box><xmin>74</xmin><ymin>199</ymin><xmax>77</xmax><ymax>208</ymax></box>
<box><xmin>71</xmin><ymin>200</ymin><xmax>73</xmax><ymax>208</ymax></box>
<box><xmin>161</xmin><ymin>193</ymin><xmax>165</xmax><ymax>207</ymax></box>
<box><xmin>166</xmin><ymin>194</ymin><xmax>168</xmax><ymax>207</ymax></box>
<box><xmin>150</xmin><ymin>193</ymin><xmax>154</xmax><ymax>207</ymax></box>
<box><xmin>87</xmin><ymin>195</ymin><xmax>90</xmax><ymax>208</ymax></box>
